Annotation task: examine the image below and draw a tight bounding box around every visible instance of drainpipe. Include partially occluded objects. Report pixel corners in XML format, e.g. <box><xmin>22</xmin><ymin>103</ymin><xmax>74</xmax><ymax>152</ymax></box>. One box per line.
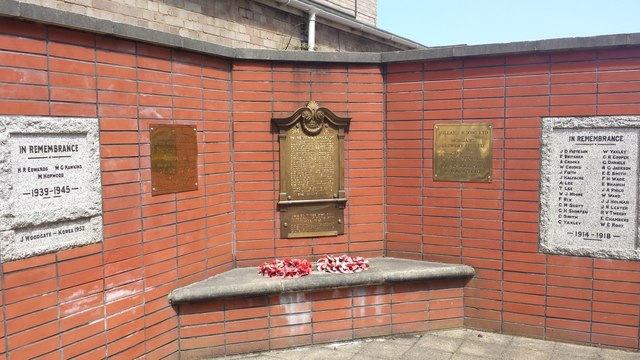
<box><xmin>308</xmin><ymin>12</ymin><xmax>316</xmax><ymax>51</ymax></box>
<box><xmin>265</xmin><ymin>0</ymin><xmax>425</xmax><ymax>50</ymax></box>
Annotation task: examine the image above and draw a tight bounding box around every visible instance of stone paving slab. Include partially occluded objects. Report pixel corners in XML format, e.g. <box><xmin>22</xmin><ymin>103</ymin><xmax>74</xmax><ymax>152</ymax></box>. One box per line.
<box><xmin>209</xmin><ymin>328</ymin><xmax>640</xmax><ymax>360</ymax></box>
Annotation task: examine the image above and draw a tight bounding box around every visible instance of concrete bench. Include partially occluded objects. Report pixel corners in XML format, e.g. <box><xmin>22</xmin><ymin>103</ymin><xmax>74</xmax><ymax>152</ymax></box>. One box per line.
<box><xmin>169</xmin><ymin>257</ymin><xmax>474</xmax><ymax>304</ymax></box>
<box><xmin>168</xmin><ymin>257</ymin><xmax>474</xmax><ymax>359</ymax></box>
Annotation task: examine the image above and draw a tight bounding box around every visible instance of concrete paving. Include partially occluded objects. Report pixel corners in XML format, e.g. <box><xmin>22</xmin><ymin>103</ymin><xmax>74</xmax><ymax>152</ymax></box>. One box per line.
<box><xmin>210</xmin><ymin>328</ymin><xmax>640</xmax><ymax>360</ymax></box>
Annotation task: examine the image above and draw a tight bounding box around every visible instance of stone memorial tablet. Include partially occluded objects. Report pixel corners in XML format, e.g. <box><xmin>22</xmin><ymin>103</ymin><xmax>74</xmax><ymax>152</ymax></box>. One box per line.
<box><xmin>0</xmin><ymin>116</ymin><xmax>102</xmax><ymax>262</ymax></box>
<box><xmin>273</xmin><ymin>101</ymin><xmax>350</xmax><ymax>238</ymax></box>
<box><xmin>433</xmin><ymin>123</ymin><xmax>493</xmax><ymax>182</ymax></box>
<box><xmin>540</xmin><ymin>116</ymin><xmax>640</xmax><ymax>260</ymax></box>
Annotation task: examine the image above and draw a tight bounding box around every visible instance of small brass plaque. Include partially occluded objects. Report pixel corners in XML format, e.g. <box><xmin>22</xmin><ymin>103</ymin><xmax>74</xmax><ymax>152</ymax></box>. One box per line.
<box><xmin>150</xmin><ymin>124</ymin><xmax>198</xmax><ymax>195</ymax></box>
<box><xmin>281</xmin><ymin>203</ymin><xmax>344</xmax><ymax>238</ymax></box>
<box><xmin>433</xmin><ymin>123</ymin><xmax>492</xmax><ymax>182</ymax></box>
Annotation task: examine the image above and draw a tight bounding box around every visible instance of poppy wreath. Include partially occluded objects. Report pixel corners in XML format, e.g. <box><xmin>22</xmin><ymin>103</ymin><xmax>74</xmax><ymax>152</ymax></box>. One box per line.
<box><xmin>316</xmin><ymin>254</ymin><xmax>369</xmax><ymax>273</ymax></box>
<box><xmin>258</xmin><ymin>258</ymin><xmax>312</xmax><ymax>278</ymax></box>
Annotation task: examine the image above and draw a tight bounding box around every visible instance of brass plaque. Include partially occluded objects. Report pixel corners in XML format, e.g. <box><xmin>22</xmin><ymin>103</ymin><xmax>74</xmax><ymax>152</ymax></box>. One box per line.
<box><xmin>273</xmin><ymin>101</ymin><xmax>350</xmax><ymax>238</ymax></box>
<box><xmin>150</xmin><ymin>124</ymin><xmax>198</xmax><ymax>195</ymax></box>
<box><xmin>281</xmin><ymin>203</ymin><xmax>344</xmax><ymax>238</ymax></box>
<box><xmin>285</xmin><ymin>123</ymin><xmax>340</xmax><ymax>200</ymax></box>
<box><xmin>433</xmin><ymin>123</ymin><xmax>492</xmax><ymax>182</ymax></box>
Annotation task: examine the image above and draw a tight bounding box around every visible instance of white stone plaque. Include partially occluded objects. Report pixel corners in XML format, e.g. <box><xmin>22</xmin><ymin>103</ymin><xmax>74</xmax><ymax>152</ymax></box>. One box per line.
<box><xmin>540</xmin><ymin>116</ymin><xmax>640</xmax><ymax>260</ymax></box>
<box><xmin>0</xmin><ymin>117</ymin><xmax>102</xmax><ymax>262</ymax></box>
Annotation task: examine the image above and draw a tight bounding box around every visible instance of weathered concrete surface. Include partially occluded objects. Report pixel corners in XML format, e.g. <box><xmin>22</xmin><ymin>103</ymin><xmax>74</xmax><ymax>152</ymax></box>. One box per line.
<box><xmin>211</xmin><ymin>328</ymin><xmax>640</xmax><ymax>360</ymax></box>
<box><xmin>168</xmin><ymin>257</ymin><xmax>475</xmax><ymax>304</ymax></box>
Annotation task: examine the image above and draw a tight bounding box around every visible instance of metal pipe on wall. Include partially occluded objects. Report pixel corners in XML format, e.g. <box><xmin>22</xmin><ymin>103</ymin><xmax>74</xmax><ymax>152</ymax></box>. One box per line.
<box><xmin>266</xmin><ymin>0</ymin><xmax>424</xmax><ymax>50</ymax></box>
<box><xmin>308</xmin><ymin>12</ymin><xmax>316</xmax><ymax>51</ymax></box>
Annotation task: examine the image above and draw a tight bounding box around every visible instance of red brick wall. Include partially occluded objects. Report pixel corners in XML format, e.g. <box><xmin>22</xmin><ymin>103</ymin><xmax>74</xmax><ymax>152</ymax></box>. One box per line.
<box><xmin>385</xmin><ymin>49</ymin><xmax>640</xmax><ymax>350</ymax></box>
<box><xmin>0</xmin><ymin>18</ymin><xmax>385</xmax><ymax>359</ymax></box>
<box><xmin>0</xmin><ymin>18</ymin><xmax>236</xmax><ymax>359</ymax></box>
<box><xmin>1</xmin><ymin>16</ymin><xmax>640</xmax><ymax>359</ymax></box>
<box><xmin>231</xmin><ymin>61</ymin><xmax>385</xmax><ymax>266</ymax></box>
<box><xmin>177</xmin><ymin>280</ymin><xmax>465</xmax><ymax>359</ymax></box>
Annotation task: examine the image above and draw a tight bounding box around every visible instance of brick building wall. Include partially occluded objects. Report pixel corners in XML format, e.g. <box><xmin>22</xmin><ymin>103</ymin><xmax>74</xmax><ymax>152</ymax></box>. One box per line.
<box><xmin>15</xmin><ymin>0</ymin><xmax>397</xmax><ymax>51</ymax></box>
<box><xmin>315</xmin><ymin>0</ymin><xmax>377</xmax><ymax>25</ymax></box>
<box><xmin>0</xmin><ymin>12</ymin><xmax>640</xmax><ymax>360</ymax></box>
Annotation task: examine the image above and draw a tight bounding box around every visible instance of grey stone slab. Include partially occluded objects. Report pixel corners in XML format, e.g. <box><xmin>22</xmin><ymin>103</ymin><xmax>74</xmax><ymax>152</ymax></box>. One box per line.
<box><xmin>551</xmin><ymin>342</ymin><xmax>602</xmax><ymax>359</ymax></box>
<box><xmin>540</xmin><ymin>116</ymin><xmax>640</xmax><ymax>261</ymax></box>
<box><xmin>322</xmin><ymin>340</ymin><xmax>364</xmax><ymax>354</ymax></box>
<box><xmin>451</xmin><ymin>353</ymin><xmax>494</xmax><ymax>360</ymax></box>
<box><xmin>168</xmin><ymin>257</ymin><xmax>474</xmax><ymax>304</ymax></box>
<box><xmin>217</xmin><ymin>354</ymin><xmax>277</xmax><ymax>360</ymax></box>
<box><xmin>265</xmin><ymin>346</ymin><xmax>355</xmax><ymax>360</ymax></box>
<box><xmin>206</xmin><ymin>331</ymin><xmax>640</xmax><ymax>360</ymax></box>
<box><xmin>510</xmin><ymin>336</ymin><xmax>556</xmax><ymax>352</ymax></box>
<box><xmin>466</xmin><ymin>330</ymin><xmax>513</xmax><ymax>345</ymax></box>
<box><xmin>402</xmin><ymin>346</ymin><xmax>453</xmax><ymax>360</ymax></box>
<box><xmin>381</xmin><ymin>34</ymin><xmax>640</xmax><ymax>63</ymax></box>
<box><xmin>598</xmin><ymin>347</ymin><xmax>640</xmax><ymax>360</ymax></box>
<box><xmin>414</xmin><ymin>333</ymin><xmax>464</xmax><ymax>353</ymax></box>
<box><xmin>379</xmin><ymin>334</ymin><xmax>422</xmax><ymax>346</ymax></box>
<box><xmin>0</xmin><ymin>116</ymin><xmax>102</xmax><ymax>262</ymax></box>
<box><xmin>501</xmin><ymin>346</ymin><xmax>552</xmax><ymax>360</ymax></box>
<box><xmin>0</xmin><ymin>0</ymin><xmax>19</xmax><ymax>16</ymax></box>
<box><xmin>354</xmin><ymin>338</ymin><xmax>413</xmax><ymax>359</ymax></box>
<box><xmin>430</xmin><ymin>328</ymin><xmax>473</xmax><ymax>340</ymax></box>
<box><xmin>457</xmin><ymin>339</ymin><xmax>508</xmax><ymax>359</ymax></box>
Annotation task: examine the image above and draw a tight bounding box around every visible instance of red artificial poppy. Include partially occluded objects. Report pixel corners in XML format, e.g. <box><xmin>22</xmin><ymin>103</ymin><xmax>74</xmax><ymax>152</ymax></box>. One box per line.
<box><xmin>258</xmin><ymin>258</ymin><xmax>312</xmax><ymax>278</ymax></box>
<box><xmin>316</xmin><ymin>254</ymin><xmax>369</xmax><ymax>273</ymax></box>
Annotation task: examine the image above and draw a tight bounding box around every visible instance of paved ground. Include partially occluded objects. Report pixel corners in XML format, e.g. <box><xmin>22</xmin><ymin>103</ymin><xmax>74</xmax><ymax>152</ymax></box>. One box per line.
<box><xmin>211</xmin><ymin>328</ymin><xmax>640</xmax><ymax>360</ymax></box>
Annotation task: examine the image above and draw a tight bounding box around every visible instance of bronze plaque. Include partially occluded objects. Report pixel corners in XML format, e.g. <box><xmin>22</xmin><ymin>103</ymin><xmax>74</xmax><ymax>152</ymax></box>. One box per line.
<box><xmin>150</xmin><ymin>124</ymin><xmax>198</xmax><ymax>195</ymax></box>
<box><xmin>433</xmin><ymin>123</ymin><xmax>492</xmax><ymax>182</ymax></box>
<box><xmin>273</xmin><ymin>101</ymin><xmax>350</xmax><ymax>238</ymax></box>
<box><xmin>281</xmin><ymin>203</ymin><xmax>344</xmax><ymax>238</ymax></box>
<box><xmin>285</xmin><ymin>123</ymin><xmax>340</xmax><ymax>200</ymax></box>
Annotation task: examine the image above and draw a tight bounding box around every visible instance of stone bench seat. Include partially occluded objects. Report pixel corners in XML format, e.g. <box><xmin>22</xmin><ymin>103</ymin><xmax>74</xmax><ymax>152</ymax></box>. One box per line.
<box><xmin>168</xmin><ymin>257</ymin><xmax>475</xmax><ymax>304</ymax></box>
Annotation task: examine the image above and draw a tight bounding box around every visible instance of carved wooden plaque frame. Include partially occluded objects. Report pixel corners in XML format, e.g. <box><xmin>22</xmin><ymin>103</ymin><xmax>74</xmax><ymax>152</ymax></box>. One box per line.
<box><xmin>272</xmin><ymin>101</ymin><xmax>350</xmax><ymax>238</ymax></box>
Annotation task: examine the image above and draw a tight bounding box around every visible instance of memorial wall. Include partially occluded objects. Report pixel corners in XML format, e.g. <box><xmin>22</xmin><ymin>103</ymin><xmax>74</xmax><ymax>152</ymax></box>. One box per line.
<box><xmin>384</xmin><ymin>52</ymin><xmax>640</xmax><ymax>349</ymax></box>
<box><xmin>0</xmin><ymin>13</ymin><xmax>639</xmax><ymax>360</ymax></box>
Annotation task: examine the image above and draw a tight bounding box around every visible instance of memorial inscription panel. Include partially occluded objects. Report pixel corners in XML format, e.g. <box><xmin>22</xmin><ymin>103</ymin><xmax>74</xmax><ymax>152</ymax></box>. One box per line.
<box><xmin>0</xmin><ymin>117</ymin><xmax>103</xmax><ymax>262</ymax></box>
<box><xmin>433</xmin><ymin>123</ymin><xmax>493</xmax><ymax>182</ymax></box>
<box><xmin>540</xmin><ymin>116</ymin><xmax>640</xmax><ymax>260</ymax></box>
<box><xmin>10</xmin><ymin>133</ymin><xmax>89</xmax><ymax>214</ymax></box>
<box><xmin>287</xmin><ymin>124</ymin><xmax>339</xmax><ymax>199</ymax></box>
<box><xmin>273</xmin><ymin>101</ymin><xmax>349</xmax><ymax>238</ymax></box>
<box><xmin>150</xmin><ymin>124</ymin><xmax>198</xmax><ymax>196</ymax></box>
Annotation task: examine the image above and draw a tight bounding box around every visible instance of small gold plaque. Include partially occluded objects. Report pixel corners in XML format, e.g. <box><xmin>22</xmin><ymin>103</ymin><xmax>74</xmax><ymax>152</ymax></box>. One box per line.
<box><xmin>150</xmin><ymin>124</ymin><xmax>198</xmax><ymax>195</ymax></box>
<box><xmin>281</xmin><ymin>203</ymin><xmax>344</xmax><ymax>238</ymax></box>
<box><xmin>433</xmin><ymin>123</ymin><xmax>492</xmax><ymax>182</ymax></box>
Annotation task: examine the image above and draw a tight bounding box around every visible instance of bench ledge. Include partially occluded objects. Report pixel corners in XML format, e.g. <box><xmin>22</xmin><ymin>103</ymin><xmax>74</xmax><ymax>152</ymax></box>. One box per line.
<box><xmin>168</xmin><ymin>257</ymin><xmax>475</xmax><ymax>304</ymax></box>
